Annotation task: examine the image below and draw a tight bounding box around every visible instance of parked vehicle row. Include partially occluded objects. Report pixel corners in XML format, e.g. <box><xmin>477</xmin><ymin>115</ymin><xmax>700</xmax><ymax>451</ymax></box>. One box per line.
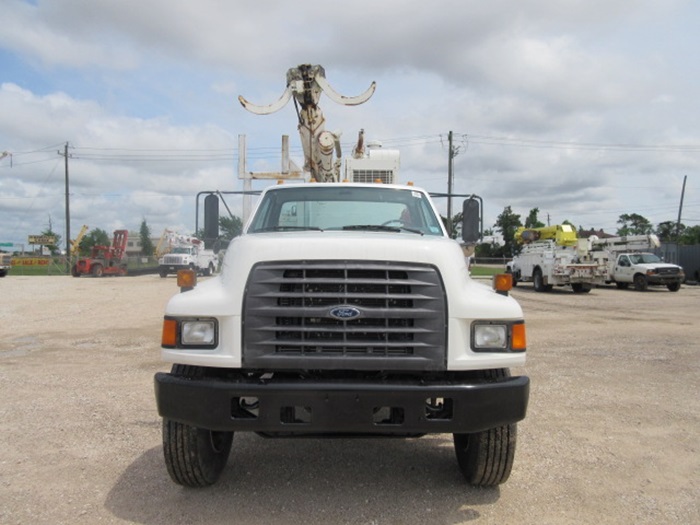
<box><xmin>507</xmin><ymin>230</ymin><xmax>684</xmax><ymax>292</ymax></box>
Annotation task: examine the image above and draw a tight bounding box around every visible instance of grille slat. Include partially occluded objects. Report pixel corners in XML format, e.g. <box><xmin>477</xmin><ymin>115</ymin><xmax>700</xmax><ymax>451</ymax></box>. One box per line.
<box><xmin>243</xmin><ymin>261</ymin><xmax>447</xmax><ymax>371</ymax></box>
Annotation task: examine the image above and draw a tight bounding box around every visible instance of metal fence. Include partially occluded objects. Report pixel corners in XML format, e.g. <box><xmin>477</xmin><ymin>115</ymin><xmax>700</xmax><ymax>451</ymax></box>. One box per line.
<box><xmin>659</xmin><ymin>243</ymin><xmax>700</xmax><ymax>281</ymax></box>
<box><xmin>471</xmin><ymin>257</ymin><xmax>512</xmax><ymax>268</ymax></box>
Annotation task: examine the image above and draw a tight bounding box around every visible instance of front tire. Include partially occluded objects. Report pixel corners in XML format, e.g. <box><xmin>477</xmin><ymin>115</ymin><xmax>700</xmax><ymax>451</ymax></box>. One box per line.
<box><xmin>453</xmin><ymin>369</ymin><xmax>517</xmax><ymax>486</ymax></box>
<box><xmin>162</xmin><ymin>365</ymin><xmax>234</xmax><ymax>487</ymax></box>
<box><xmin>633</xmin><ymin>274</ymin><xmax>648</xmax><ymax>291</ymax></box>
<box><xmin>511</xmin><ymin>270</ymin><xmax>520</xmax><ymax>287</ymax></box>
<box><xmin>163</xmin><ymin>418</ymin><xmax>233</xmax><ymax>488</ymax></box>
<box><xmin>533</xmin><ymin>268</ymin><xmax>552</xmax><ymax>292</ymax></box>
<box><xmin>667</xmin><ymin>282</ymin><xmax>681</xmax><ymax>292</ymax></box>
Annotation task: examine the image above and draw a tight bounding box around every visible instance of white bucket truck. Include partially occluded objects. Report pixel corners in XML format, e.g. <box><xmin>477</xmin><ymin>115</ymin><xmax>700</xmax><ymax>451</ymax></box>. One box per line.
<box><xmin>158</xmin><ymin>232</ymin><xmax>217</xmax><ymax>278</ymax></box>
<box><xmin>509</xmin><ymin>225</ymin><xmax>606</xmax><ymax>293</ymax></box>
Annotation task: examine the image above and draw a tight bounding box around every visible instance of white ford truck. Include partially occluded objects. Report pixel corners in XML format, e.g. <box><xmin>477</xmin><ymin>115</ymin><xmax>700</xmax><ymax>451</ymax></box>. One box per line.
<box><xmin>602</xmin><ymin>252</ymin><xmax>684</xmax><ymax>291</ymax></box>
<box><xmin>154</xmin><ymin>64</ymin><xmax>529</xmax><ymax>489</ymax></box>
<box><xmin>154</xmin><ymin>182</ymin><xmax>529</xmax><ymax>488</ymax></box>
<box><xmin>591</xmin><ymin>234</ymin><xmax>684</xmax><ymax>291</ymax></box>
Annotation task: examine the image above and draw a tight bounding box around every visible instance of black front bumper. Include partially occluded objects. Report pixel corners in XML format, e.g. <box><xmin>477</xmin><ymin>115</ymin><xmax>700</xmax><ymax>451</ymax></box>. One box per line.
<box><xmin>154</xmin><ymin>372</ymin><xmax>529</xmax><ymax>435</ymax></box>
<box><xmin>647</xmin><ymin>275</ymin><xmax>682</xmax><ymax>285</ymax></box>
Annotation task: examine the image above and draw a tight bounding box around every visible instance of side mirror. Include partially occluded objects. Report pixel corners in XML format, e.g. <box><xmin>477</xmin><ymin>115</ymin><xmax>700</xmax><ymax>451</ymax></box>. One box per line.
<box><xmin>461</xmin><ymin>196</ymin><xmax>482</xmax><ymax>244</ymax></box>
<box><xmin>204</xmin><ymin>194</ymin><xmax>219</xmax><ymax>249</ymax></box>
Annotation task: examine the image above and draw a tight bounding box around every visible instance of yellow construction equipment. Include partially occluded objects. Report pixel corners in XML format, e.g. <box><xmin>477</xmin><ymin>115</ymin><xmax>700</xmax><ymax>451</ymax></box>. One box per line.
<box><xmin>514</xmin><ymin>224</ymin><xmax>577</xmax><ymax>247</ymax></box>
<box><xmin>70</xmin><ymin>225</ymin><xmax>89</xmax><ymax>256</ymax></box>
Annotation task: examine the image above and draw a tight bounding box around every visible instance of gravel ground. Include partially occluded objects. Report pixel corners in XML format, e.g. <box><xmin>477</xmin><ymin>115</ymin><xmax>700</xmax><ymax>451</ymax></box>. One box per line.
<box><xmin>0</xmin><ymin>275</ymin><xmax>698</xmax><ymax>525</ymax></box>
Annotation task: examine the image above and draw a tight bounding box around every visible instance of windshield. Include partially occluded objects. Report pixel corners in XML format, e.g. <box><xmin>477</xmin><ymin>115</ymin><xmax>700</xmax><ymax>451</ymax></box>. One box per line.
<box><xmin>629</xmin><ymin>253</ymin><xmax>662</xmax><ymax>264</ymax></box>
<box><xmin>248</xmin><ymin>186</ymin><xmax>445</xmax><ymax>236</ymax></box>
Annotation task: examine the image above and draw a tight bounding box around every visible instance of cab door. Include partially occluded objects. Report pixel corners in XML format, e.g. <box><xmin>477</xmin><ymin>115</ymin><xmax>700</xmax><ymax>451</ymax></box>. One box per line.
<box><xmin>614</xmin><ymin>255</ymin><xmax>634</xmax><ymax>282</ymax></box>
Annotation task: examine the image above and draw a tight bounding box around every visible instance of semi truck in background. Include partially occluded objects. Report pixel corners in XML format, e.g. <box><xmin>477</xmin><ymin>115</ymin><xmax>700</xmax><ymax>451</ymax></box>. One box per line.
<box><xmin>154</xmin><ymin>64</ymin><xmax>530</xmax><ymax>489</ymax></box>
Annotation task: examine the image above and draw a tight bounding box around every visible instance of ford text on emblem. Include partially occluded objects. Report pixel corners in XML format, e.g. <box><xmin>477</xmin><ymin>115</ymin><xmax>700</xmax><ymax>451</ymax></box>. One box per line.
<box><xmin>329</xmin><ymin>306</ymin><xmax>361</xmax><ymax>320</ymax></box>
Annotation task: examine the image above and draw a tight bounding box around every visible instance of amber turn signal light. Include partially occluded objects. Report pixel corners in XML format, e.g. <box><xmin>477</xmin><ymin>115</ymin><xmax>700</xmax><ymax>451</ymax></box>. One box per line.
<box><xmin>161</xmin><ymin>318</ymin><xmax>178</xmax><ymax>348</ymax></box>
<box><xmin>493</xmin><ymin>273</ymin><xmax>513</xmax><ymax>293</ymax></box>
<box><xmin>177</xmin><ymin>269</ymin><xmax>197</xmax><ymax>290</ymax></box>
<box><xmin>511</xmin><ymin>322</ymin><xmax>527</xmax><ymax>352</ymax></box>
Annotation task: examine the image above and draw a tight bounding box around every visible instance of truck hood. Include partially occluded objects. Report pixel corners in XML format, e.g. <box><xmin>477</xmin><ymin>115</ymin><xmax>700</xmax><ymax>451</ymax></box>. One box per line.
<box><xmin>223</xmin><ymin>231</ymin><xmax>458</xmax><ymax>271</ymax></box>
<box><xmin>629</xmin><ymin>263</ymin><xmax>682</xmax><ymax>271</ymax></box>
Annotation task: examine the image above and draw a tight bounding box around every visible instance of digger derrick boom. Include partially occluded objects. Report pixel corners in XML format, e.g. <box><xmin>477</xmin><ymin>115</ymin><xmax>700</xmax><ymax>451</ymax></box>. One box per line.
<box><xmin>239</xmin><ymin>64</ymin><xmax>376</xmax><ymax>183</ymax></box>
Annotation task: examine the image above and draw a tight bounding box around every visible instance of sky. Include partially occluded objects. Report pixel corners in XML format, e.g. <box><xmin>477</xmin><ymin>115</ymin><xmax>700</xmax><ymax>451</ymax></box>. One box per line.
<box><xmin>1</xmin><ymin>0</ymin><xmax>699</xmax><ymax>251</ymax></box>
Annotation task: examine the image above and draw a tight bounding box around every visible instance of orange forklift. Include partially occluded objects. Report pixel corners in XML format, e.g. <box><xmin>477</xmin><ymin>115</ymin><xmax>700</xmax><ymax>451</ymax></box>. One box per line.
<box><xmin>72</xmin><ymin>230</ymin><xmax>128</xmax><ymax>277</ymax></box>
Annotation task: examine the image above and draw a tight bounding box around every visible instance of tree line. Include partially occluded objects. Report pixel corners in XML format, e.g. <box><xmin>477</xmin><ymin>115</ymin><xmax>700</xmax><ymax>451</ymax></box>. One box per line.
<box><xmin>468</xmin><ymin>207</ymin><xmax>700</xmax><ymax>258</ymax></box>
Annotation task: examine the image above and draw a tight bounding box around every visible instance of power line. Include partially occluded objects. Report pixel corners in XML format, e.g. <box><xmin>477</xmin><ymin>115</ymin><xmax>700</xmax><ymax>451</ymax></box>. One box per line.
<box><xmin>6</xmin><ymin>132</ymin><xmax>698</xmax><ymax>167</ymax></box>
<box><xmin>460</xmin><ymin>133</ymin><xmax>700</xmax><ymax>152</ymax></box>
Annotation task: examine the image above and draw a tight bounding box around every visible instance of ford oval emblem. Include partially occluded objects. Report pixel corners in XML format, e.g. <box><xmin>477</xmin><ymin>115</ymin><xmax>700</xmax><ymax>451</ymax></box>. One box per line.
<box><xmin>329</xmin><ymin>306</ymin><xmax>361</xmax><ymax>320</ymax></box>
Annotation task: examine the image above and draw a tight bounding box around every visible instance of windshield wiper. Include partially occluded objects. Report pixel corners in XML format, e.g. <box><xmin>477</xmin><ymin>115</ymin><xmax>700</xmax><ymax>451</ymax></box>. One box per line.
<box><xmin>255</xmin><ymin>226</ymin><xmax>324</xmax><ymax>232</ymax></box>
<box><xmin>342</xmin><ymin>224</ymin><xmax>424</xmax><ymax>235</ymax></box>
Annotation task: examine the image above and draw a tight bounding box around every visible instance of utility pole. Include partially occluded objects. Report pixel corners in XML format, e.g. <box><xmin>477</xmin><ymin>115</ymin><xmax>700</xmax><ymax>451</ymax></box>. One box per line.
<box><xmin>58</xmin><ymin>143</ymin><xmax>71</xmax><ymax>273</ymax></box>
<box><xmin>447</xmin><ymin>131</ymin><xmax>455</xmax><ymax>236</ymax></box>
<box><xmin>676</xmin><ymin>175</ymin><xmax>687</xmax><ymax>238</ymax></box>
<box><xmin>673</xmin><ymin>175</ymin><xmax>687</xmax><ymax>265</ymax></box>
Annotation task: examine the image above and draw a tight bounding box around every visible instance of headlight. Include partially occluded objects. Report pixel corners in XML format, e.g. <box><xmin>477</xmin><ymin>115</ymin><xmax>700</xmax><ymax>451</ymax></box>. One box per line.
<box><xmin>474</xmin><ymin>324</ymin><xmax>507</xmax><ymax>349</ymax></box>
<box><xmin>182</xmin><ymin>320</ymin><xmax>217</xmax><ymax>346</ymax></box>
<box><xmin>471</xmin><ymin>321</ymin><xmax>526</xmax><ymax>353</ymax></box>
<box><xmin>162</xmin><ymin>316</ymin><xmax>218</xmax><ymax>349</ymax></box>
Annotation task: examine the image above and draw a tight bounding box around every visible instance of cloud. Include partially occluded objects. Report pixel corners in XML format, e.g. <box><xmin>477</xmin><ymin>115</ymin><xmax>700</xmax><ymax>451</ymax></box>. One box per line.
<box><xmin>0</xmin><ymin>0</ymin><xmax>698</xmax><ymax>247</ymax></box>
<box><xmin>0</xmin><ymin>1</ymin><xmax>139</xmax><ymax>69</ymax></box>
<box><xmin>0</xmin><ymin>82</ymin><xmax>237</xmax><ymax>243</ymax></box>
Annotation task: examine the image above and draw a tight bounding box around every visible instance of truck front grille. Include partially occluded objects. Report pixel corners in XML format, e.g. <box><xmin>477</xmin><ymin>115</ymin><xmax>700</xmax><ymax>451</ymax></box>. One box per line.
<box><xmin>657</xmin><ymin>267</ymin><xmax>680</xmax><ymax>276</ymax></box>
<box><xmin>163</xmin><ymin>255</ymin><xmax>184</xmax><ymax>265</ymax></box>
<box><xmin>243</xmin><ymin>261</ymin><xmax>447</xmax><ymax>371</ymax></box>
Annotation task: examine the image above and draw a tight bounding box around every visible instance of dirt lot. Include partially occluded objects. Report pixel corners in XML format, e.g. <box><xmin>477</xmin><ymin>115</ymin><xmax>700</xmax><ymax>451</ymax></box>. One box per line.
<box><xmin>0</xmin><ymin>275</ymin><xmax>698</xmax><ymax>525</ymax></box>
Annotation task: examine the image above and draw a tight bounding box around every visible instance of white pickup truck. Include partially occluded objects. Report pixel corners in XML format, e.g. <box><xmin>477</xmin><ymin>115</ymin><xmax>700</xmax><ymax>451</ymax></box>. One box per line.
<box><xmin>590</xmin><ymin>234</ymin><xmax>684</xmax><ymax>291</ymax></box>
<box><xmin>154</xmin><ymin>182</ymin><xmax>530</xmax><ymax>488</ymax></box>
<box><xmin>0</xmin><ymin>252</ymin><xmax>11</xmax><ymax>277</ymax></box>
<box><xmin>604</xmin><ymin>252</ymin><xmax>684</xmax><ymax>291</ymax></box>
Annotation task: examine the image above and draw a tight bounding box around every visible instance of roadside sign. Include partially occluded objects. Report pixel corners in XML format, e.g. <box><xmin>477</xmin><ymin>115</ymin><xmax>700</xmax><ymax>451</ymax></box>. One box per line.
<box><xmin>0</xmin><ymin>242</ymin><xmax>13</xmax><ymax>247</ymax></box>
<box><xmin>28</xmin><ymin>235</ymin><xmax>57</xmax><ymax>245</ymax></box>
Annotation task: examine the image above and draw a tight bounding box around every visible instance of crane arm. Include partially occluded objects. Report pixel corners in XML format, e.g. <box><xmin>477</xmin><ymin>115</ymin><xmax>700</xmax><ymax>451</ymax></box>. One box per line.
<box><xmin>238</xmin><ymin>87</ymin><xmax>293</xmax><ymax>115</ymax></box>
<box><xmin>314</xmin><ymin>74</ymin><xmax>376</xmax><ymax>106</ymax></box>
<box><xmin>238</xmin><ymin>64</ymin><xmax>375</xmax><ymax>183</ymax></box>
